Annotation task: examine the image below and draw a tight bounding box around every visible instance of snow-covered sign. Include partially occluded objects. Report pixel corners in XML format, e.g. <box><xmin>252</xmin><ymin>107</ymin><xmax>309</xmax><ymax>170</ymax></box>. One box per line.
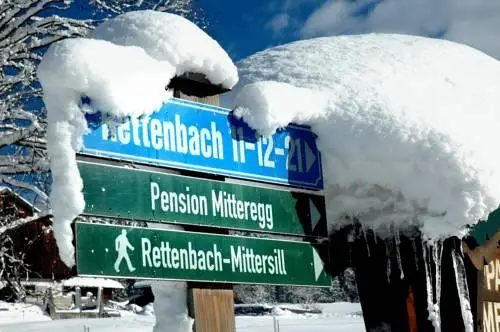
<box><xmin>225</xmin><ymin>34</ymin><xmax>500</xmax><ymax>241</ymax></box>
<box><xmin>80</xmin><ymin>98</ymin><xmax>324</xmax><ymax>190</ymax></box>
<box><xmin>37</xmin><ymin>10</ymin><xmax>238</xmax><ymax>268</ymax></box>
<box><xmin>37</xmin><ymin>11</ymin><xmax>239</xmax><ymax>332</ymax></box>
<box><xmin>224</xmin><ymin>33</ymin><xmax>500</xmax><ymax>332</ymax></box>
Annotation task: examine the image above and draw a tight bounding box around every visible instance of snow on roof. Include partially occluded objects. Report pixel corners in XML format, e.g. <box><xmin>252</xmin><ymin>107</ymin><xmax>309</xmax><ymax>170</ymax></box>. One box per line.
<box><xmin>62</xmin><ymin>277</ymin><xmax>124</xmax><ymax>289</ymax></box>
<box><xmin>133</xmin><ymin>280</ymin><xmax>152</xmax><ymax>288</ymax></box>
<box><xmin>20</xmin><ymin>280</ymin><xmax>55</xmax><ymax>287</ymax></box>
<box><xmin>225</xmin><ymin>33</ymin><xmax>500</xmax><ymax>239</ymax></box>
<box><xmin>37</xmin><ymin>10</ymin><xmax>237</xmax><ymax>267</ymax></box>
<box><xmin>0</xmin><ymin>186</ymin><xmax>40</xmax><ymax>213</ymax></box>
<box><xmin>90</xmin><ymin>10</ymin><xmax>238</xmax><ymax>89</ymax></box>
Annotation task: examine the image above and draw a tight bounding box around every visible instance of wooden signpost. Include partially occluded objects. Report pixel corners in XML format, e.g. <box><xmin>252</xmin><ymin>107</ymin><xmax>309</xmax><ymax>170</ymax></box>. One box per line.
<box><xmin>75</xmin><ymin>94</ymin><xmax>330</xmax><ymax>332</ymax></box>
<box><xmin>479</xmin><ymin>257</ymin><xmax>500</xmax><ymax>332</ymax></box>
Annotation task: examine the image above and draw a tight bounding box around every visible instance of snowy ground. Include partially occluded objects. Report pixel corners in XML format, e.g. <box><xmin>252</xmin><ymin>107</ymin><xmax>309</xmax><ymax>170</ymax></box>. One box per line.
<box><xmin>0</xmin><ymin>302</ymin><xmax>364</xmax><ymax>332</ymax></box>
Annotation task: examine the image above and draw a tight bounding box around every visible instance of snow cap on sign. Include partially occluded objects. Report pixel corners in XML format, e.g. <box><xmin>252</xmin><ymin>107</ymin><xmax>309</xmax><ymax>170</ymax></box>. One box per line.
<box><xmin>38</xmin><ymin>37</ymin><xmax>175</xmax><ymax>116</ymax></box>
<box><xmin>91</xmin><ymin>10</ymin><xmax>238</xmax><ymax>89</ymax></box>
<box><xmin>225</xmin><ymin>33</ymin><xmax>500</xmax><ymax>240</ymax></box>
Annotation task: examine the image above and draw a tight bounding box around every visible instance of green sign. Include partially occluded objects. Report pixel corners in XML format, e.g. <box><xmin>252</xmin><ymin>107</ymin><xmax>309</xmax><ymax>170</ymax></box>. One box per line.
<box><xmin>75</xmin><ymin>222</ymin><xmax>331</xmax><ymax>287</ymax></box>
<box><xmin>79</xmin><ymin>161</ymin><xmax>327</xmax><ymax>237</ymax></box>
<box><xmin>467</xmin><ymin>208</ymin><xmax>500</xmax><ymax>247</ymax></box>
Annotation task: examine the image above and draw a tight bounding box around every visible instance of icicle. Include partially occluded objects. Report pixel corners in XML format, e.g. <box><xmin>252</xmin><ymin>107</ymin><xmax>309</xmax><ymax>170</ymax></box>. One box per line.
<box><xmin>385</xmin><ymin>240</ymin><xmax>392</xmax><ymax>283</ymax></box>
<box><xmin>412</xmin><ymin>238</ymin><xmax>419</xmax><ymax>271</ymax></box>
<box><xmin>422</xmin><ymin>240</ymin><xmax>441</xmax><ymax>332</ymax></box>
<box><xmin>372</xmin><ymin>225</ymin><xmax>378</xmax><ymax>245</ymax></box>
<box><xmin>451</xmin><ymin>248</ymin><xmax>474</xmax><ymax>332</ymax></box>
<box><xmin>422</xmin><ymin>243</ymin><xmax>435</xmax><ymax>328</ymax></box>
<box><xmin>361</xmin><ymin>223</ymin><xmax>371</xmax><ymax>257</ymax></box>
<box><xmin>395</xmin><ymin>229</ymin><xmax>404</xmax><ymax>280</ymax></box>
<box><xmin>433</xmin><ymin>241</ymin><xmax>443</xmax><ymax>327</ymax></box>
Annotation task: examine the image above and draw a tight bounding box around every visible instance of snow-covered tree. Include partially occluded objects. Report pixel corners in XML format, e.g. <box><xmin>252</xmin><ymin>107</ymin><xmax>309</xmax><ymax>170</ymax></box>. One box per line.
<box><xmin>0</xmin><ymin>0</ymin><xmax>203</xmax><ymax>299</ymax></box>
<box><xmin>91</xmin><ymin>0</ymin><xmax>208</xmax><ymax>27</ymax></box>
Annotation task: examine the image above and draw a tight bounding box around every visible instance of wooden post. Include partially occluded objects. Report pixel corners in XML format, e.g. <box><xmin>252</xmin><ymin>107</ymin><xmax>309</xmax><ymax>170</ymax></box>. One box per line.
<box><xmin>188</xmin><ymin>283</ymin><xmax>235</xmax><ymax>332</ymax></box>
<box><xmin>97</xmin><ymin>286</ymin><xmax>104</xmax><ymax>317</ymax></box>
<box><xmin>184</xmin><ymin>226</ymin><xmax>235</xmax><ymax>331</ymax></box>
<box><xmin>171</xmin><ymin>84</ymin><xmax>236</xmax><ymax>332</ymax></box>
<box><xmin>75</xmin><ymin>286</ymin><xmax>81</xmax><ymax>309</ymax></box>
<box><xmin>46</xmin><ymin>288</ymin><xmax>58</xmax><ymax>320</ymax></box>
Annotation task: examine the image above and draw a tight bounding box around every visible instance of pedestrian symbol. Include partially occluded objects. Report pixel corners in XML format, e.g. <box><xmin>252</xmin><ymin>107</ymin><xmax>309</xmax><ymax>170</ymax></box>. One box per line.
<box><xmin>113</xmin><ymin>229</ymin><xmax>136</xmax><ymax>273</ymax></box>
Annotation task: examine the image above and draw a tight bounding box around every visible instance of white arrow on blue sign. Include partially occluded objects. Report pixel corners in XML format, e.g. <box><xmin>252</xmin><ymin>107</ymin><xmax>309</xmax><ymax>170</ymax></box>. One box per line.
<box><xmin>80</xmin><ymin>98</ymin><xmax>324</xmax><ymax>190</ymax></box>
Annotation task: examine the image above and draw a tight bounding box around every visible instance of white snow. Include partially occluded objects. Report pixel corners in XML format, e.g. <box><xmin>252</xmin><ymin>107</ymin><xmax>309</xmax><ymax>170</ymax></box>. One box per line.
<box><xmin>91</xmin><ymin>10</ymin><xmax>238</xmax><ymax>89</ymax></box>
<box><xmin>422</xmin><ymin>242</ymin><xmax>443</xmax><ymax>330</ymax></box>
<box><xmin>0</xmin><ymin>302</ymin><xmax>364</xmax><ymax>332</ymax></box>
<box><xmin>133</xmin><ymin>280</ymin><xmax>152</xmax><ymax>288</ymax></box>
<box><xmin>234</xmin><ymin>81</ymin><xmax>329</xmax><ymax>137</ymax></box>
<box><xmin>0</xmin><ymin>302</ymin><xmax>51</xmax><ymax>325</ymax></box>
<box><xmin>150</xmin><ymin>281</ymin><xmax>193</xmax><ymax>332</ymax></box>
<box><xmin>37</xmin><ymin>38</ymin><xmax>175</xmax><ymax>117</ymax></box>
<box><xmin>227</xmin><ymin>33</ymin><xmax>500</xmax><ymax>240</ymax></box>
<box><xmin>451</xmin><ymin>249</ymin><xmax>474</xmax><ymax>332</ymax></box>
<box><xmin>62</xmin><ymin>277</ymin><xmax>124</xmax><ymax>289</ymax></box>
<box><xmin>37</xmin><ymin>10</ymin><xmax>237</xmax><ymax>268</ymax></box>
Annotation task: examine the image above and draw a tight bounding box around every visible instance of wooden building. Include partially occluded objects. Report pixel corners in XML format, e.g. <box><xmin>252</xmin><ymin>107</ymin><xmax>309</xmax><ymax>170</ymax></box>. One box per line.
<box><xmin>0</xmin><ymin>187</ymin><xmax>72</xmax><ymax>281</ymax></box>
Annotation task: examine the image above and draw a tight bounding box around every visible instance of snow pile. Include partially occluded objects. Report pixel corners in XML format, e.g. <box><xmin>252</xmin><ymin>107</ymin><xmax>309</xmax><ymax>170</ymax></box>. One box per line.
<box><xmin>271</xmin><ymin>306</ymin><xmax>296</xmax><ymax>317</ymax></box>
<box><xmin>234</xmin><ymin>81</ymin><xmax>329</xmax><ymax>137</ymax></box>
<box><xmin>228</xmin><ymin>33</ymin><xmax>500</xmax><ymax>239</ymax></box>
<box><xmin>0</xmin><ymin>301</ymin><xmax>51</xmax><ymax>324</ymax></box>
<box><xmin>62</xmin><ymin>277</ymin><xmax>124</xmax><ymax>289</ymax></box>
<box><xmin>37</xmin><ymin>38</ymin><xmax>175</xmax><ymax>117</ymax></box>
<box><xmin>150</xmin><ymin>281</ymin><xmax>193</xmax><ymax>332</ymax></box>
<box><xmin>37</xmin><ymin>10</ymin><xmax>237</xmax><ymax>267</ymax></box>
<box><xmin>91</xmin><ymin>10</ymin><xmax>238</xmax><ymax>89</ymax></box>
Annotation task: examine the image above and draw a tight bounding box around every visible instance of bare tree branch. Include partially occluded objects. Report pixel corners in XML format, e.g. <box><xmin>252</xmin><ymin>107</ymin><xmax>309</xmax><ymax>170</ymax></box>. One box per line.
<box><xmin>0</xmin><ymin>213</ymin><xmax>51</xmax><ymax>236</ymax></box>
<box><xmin>0</xmin><ymin>0</ymin><xmax>200</xmax><ymax>192</ymax></box>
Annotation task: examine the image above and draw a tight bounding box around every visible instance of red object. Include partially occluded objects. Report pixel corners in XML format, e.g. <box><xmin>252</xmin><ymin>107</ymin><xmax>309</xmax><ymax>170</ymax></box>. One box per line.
<box><xmin>406</xmin><ymin>286</ymin><xmax>418</xmax><ymax>332</ymax></box>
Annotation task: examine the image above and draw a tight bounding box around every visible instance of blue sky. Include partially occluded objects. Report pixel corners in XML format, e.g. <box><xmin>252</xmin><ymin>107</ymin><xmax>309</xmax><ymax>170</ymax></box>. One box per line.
<box><xmin>44</xmin><ymin>0</ymin><xmax>500</xmax><ymax>62</ymax></box>
<box><xmin>201</xmin><ymin>0</ymin><xmax>322</xmax><ymax>61</ymax></box>
<box><xmin>200</xmin><ymin>0</ymin><xmax>500</xmax><ymax>62</ymax></box>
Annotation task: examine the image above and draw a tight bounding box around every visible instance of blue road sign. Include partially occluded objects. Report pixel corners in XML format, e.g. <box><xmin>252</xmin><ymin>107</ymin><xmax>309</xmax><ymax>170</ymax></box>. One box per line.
<box><xmin>80</xmin><ymin>98</ymin><xmax>323</xmax><ymax>190</ymax></box>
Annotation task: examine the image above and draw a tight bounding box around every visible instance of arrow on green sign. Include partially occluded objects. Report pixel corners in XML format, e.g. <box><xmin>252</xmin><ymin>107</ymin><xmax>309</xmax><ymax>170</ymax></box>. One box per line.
<box><xmin>75</xmin><ymin>222</ymin><xmax>331</xmax><ymax>287</ymax></box>
<box><xmin>309</xmin><ymin>199</ymin><xmax>322</xmax><ymax>233</ymax></box>
<box><xmin>78</xmin><ymin>161</ymin><xmax>328</xmax><ymax>237</ymax></box>
<box><xmin>312</xmin><ymin>247</ymin><xmax>325</xmax><ymax>282</ymax></box>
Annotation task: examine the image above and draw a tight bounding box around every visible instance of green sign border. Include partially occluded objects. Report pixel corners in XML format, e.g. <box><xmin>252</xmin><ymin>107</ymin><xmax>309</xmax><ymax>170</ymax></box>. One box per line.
<box><xmin>75</xmin><ymin>222</ymin><xmax>331</xmax><ymax>287</ymax></box>
<box><xmin>78</xmin><ymin>160</ymin><xmax>328</xmax><ymax>237</ymax></box>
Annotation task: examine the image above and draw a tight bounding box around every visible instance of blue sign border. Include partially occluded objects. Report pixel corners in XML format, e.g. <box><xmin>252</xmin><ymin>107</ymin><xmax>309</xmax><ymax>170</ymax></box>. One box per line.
<box><xmin>79</xmin><ymin>98</ymin><xmax>324</xmax><ymax>190</ymax></box>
